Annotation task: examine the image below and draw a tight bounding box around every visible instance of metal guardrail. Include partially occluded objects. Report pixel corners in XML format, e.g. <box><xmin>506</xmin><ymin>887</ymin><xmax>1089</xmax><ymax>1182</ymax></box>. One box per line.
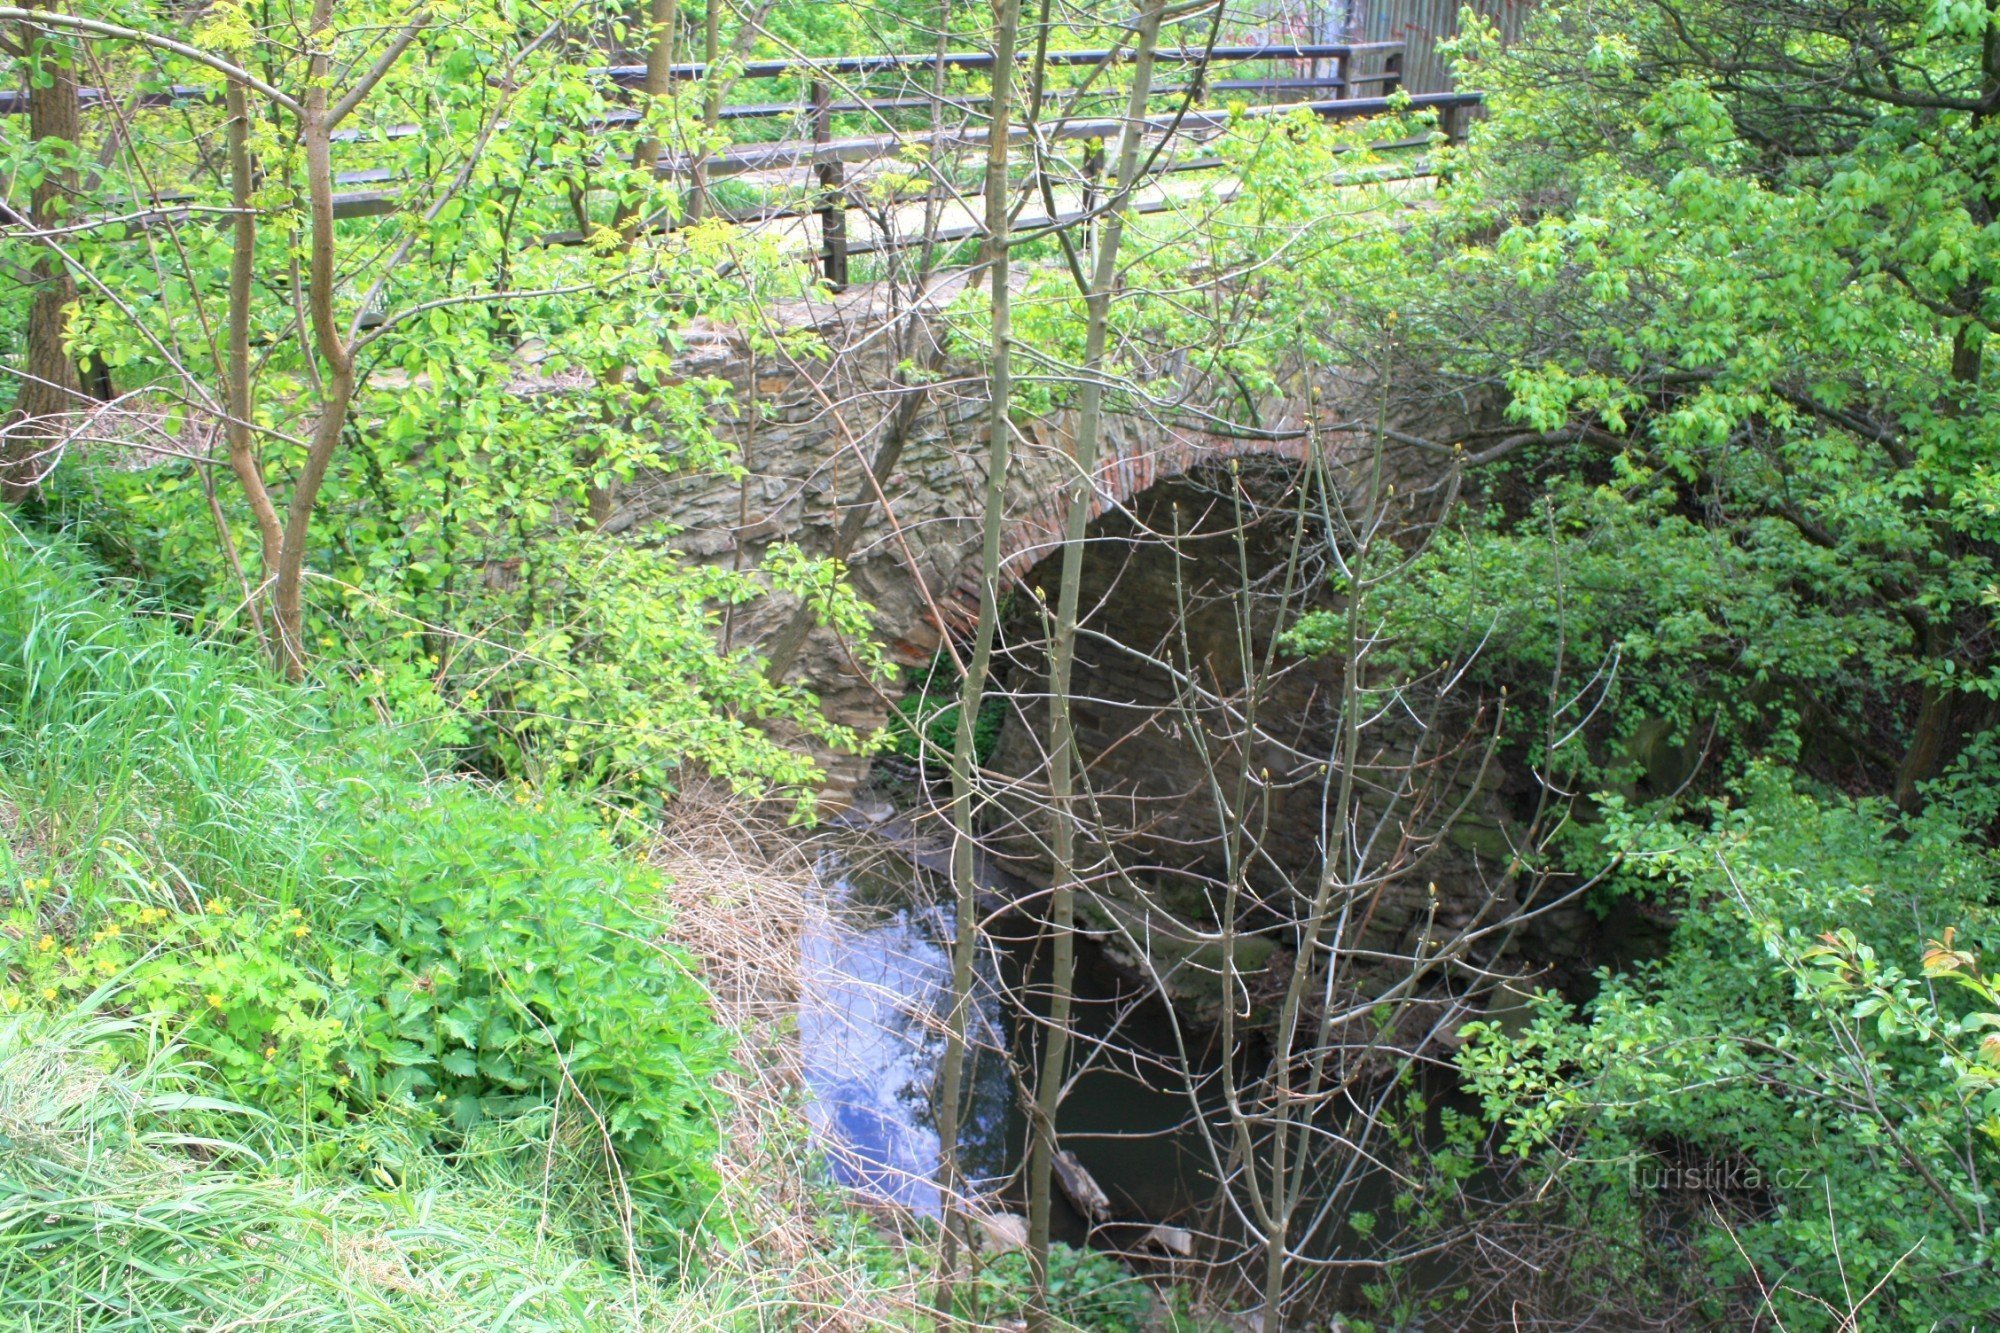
<box><xmin>601</xmin><ymin>41</ymin><xmax>1406</xmax><ymax>84</ymax></box>
<box><xmin>1</xmin><ymin>41</ymin><xmax>1479</xmax><ymax>276</ymax></box>
<box><xmin>0</xmin><ymin>42</ymin><xmax>1403</xmax><ymax>118</ymax></box>
<box><xmin>667</xmin><ymin>90</ymin><xmax>1473</xmax><ymax>179</ymax></box>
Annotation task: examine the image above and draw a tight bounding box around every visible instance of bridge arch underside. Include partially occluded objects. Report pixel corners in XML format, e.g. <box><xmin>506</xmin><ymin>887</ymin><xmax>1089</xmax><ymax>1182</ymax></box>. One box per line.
<box><xmin>978</xmin><ymin>461</ymin><xmax>1581</xmax><ymax>1018</ymax></box>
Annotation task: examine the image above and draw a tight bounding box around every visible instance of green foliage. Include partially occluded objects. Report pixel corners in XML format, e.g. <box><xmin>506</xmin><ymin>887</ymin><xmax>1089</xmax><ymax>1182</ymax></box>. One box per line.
<box><xmin>13</xmin><ymin>2</ymin><xmax>876</xmax><ymax>809</ymax></box>
<box><xmin>956</xmin><ymin>105</ymin><xmax>1440</xmax><ymax>423</ymax></box>
<box><xmin>334</xmin><ymin>779</ymin><xmax>731</xmax><ymax>1233</ymax></box>
<box><xmin>0</xmin><ymin>529</ymin><xmax>731</xmax><ymax>1254</ymax></box>
<box><xmin>961</xmin><ymin>1243</ymin><xmax>1152</xmax><ymax>1331</ymax></box>
<box><xmin>0</xmin><ymin>1006</ymin><xmax>763</xmax><ymax>1328</ymax></box>
<box><xmin>882</xmin><ymin>652</ymin><xmax>1005</xmax><ymax>765</ymax></box>
<box><xmin>1289</xmin><ymin>0</ymin><xmax>2000</xmax><ymax>804</ymax></box>
<box><xmin>1316</xmin><ymin>473</ymin><xmax>1901</xmax><ymax>791</ymax></box>
<box><xmin>472</xmin><ymin>535</ymin><xmax>872</xmax><ymax>805</ymax></box>
<box><xmin>1458</xmin><ymin>770</ymin><xmax>2000</xmax><ymax>1326</ymax></box>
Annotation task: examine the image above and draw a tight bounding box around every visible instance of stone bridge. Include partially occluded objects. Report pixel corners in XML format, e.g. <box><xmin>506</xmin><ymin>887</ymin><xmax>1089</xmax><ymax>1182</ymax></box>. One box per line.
<box><xmin>612</xmin><ymin>277</ymin><xmax>1428</xmax><ymax>778</ymax></box>
<box><xmin>616</xmin><ymin>277</ymin><xmax>1590</xmax><ymax>1000</ymax></box>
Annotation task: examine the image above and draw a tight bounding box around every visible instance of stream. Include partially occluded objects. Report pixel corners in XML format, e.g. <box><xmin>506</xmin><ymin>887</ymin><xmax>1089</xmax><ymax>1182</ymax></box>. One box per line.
<box><xmin>796</xmin><ymin>831</ymin><xmax>1218</xmax><ymax>1239</ymax></box>
<box><xmin>798</xmin><ymin>841</ymin><xmax>1014</xmax><ymax>1214</ymax></box>
<box><xmin>795</xmin><ymin>822</ymin><xmax>1475</xmax><ymax>1288</ymax></box>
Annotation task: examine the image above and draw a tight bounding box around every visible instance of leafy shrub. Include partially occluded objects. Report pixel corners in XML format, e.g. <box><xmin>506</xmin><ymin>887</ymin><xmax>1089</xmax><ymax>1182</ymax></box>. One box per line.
<box><xmin>962</xmin><ymin>1243</ymin><xmax>1153</xmax><ymax>1331</ymax></box>
<box><xmin>0</xmin><ymin>530</ymin><xmax>731</xmax><ymax>1254</ymax></box>
<box><xmin>1459</xmin><ymin>770</ymin><xmax>2000</xmax><ymax>1326</ymax></box>
<box><xmin>330</xmin><ymin>778</ymin><xmax>733</xmax><ymax>1233</ymax></box>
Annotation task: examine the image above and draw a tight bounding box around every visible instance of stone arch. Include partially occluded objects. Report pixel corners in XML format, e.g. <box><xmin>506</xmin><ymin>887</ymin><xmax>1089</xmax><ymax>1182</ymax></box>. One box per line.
<box><xmin>932</xmin><ymin>403</ymin><xmax>1326</xmax><ymax>632</ymax></box>
<box><xmin>615</xmin><ymin>287</ymin><xmax>1469</xmax><ymax>806</ymax></box>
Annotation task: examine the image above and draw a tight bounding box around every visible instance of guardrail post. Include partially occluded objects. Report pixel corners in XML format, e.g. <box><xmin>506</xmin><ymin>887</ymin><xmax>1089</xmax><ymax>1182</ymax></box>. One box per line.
<box><xmin>1440</xmin><ymin>100</ymin><xmax>1467</xmax><ymax>143</ymax></box>
<box><xmin>1334</xmin><ymin>50</ymin><xmax>1351</xmax><ymax>100</ymax></box>
<box><xmin>811</xmin><ymin>79</ymin><xmax>849</xmax><ymax>290</ymax></box>
<box><xmin>1082</xmin><ymin>135</ymin><xmax>1105</xmax><ymax>248</ymax></box>
<box><xmin>1383</xmin><ymin>51</ymin><xmax>1402</xmax><ymax>97</ymax></box>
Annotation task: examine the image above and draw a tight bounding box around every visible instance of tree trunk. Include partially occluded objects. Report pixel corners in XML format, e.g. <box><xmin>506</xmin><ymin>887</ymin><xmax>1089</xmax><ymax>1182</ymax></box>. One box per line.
<box><xmin>224</xmin><ymin>79</ymin><xmax>282</xmax><ymax>636</ymax></box>
<box><xmin>1893</xmin><ymin>678</ymin><xmax>1956</xmax><ymax>813</ymax></box>
<box><xmin>271</xmin><ymin>10</ymin><xmax>356</xmax><ymax>680</ymax></box>
<box><xmin>1025</xmin><ymin>3</ymin><xmax>1167</xmax><ymax>1326</ymax></box>
<box><xmin>3</xmin><ymin>22</ymin><xmax>82</xmax><ymax>503</ymax></box>
<box><xmin>934</xmin><ymin>0</ymin><xmax>1024</xmax><ymax>1312</ymax></box>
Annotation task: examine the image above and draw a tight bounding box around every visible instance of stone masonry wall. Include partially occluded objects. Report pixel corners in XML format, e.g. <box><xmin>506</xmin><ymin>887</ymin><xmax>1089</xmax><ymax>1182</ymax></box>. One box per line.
<box><xmin>610</xmin><ymin>279</ymin><xmax>1465</xmax><ymax>806</ymax></box>
<box><xmin>609</xmin><ymin>280</ymin><xmax>1586</xmax><ymax>1000</ymax></box>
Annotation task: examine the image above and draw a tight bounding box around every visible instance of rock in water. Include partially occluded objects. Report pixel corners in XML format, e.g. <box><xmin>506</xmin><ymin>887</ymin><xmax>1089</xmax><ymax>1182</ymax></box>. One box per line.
<box><xmin>1053</xmin><ymin>1149</ymin><xmax>1112</xmax><ymax>1222</ymax></box>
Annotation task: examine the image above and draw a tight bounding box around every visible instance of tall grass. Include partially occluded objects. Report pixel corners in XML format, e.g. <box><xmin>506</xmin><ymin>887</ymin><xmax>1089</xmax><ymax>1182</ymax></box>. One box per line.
<box><xmin>0</xmin><ymin>529</ymin><xmax>788</xmax><ymax>1326</ymax></box>
<box><xmin>0</xmin><ymin>1005</ymin><xmax>739</xmax><ymax>1329</ymax></box>
<box><xmin>0</xmin><ymin>532</ymin><xmax>328</xmax><ymax>916</ymax></box>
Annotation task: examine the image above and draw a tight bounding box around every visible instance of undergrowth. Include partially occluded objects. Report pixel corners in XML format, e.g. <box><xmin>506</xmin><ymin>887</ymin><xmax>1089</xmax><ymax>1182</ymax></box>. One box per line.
<box><xmin>0</xmin><ymin>527</ymin><xmax>908</xmax><ymax>1326</ymax></box>
<box><xmin>0</xmin><ymin>1008</ymin><xmax>739</xmax><ymax>1328</ymax></box>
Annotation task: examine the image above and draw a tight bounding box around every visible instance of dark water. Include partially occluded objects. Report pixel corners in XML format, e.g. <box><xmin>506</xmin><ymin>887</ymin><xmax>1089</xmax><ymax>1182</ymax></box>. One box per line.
<box><xmin>797</xmin><ymin>836</ymin><xmax>1218</xmax><ymax>1238</ymax></box>
<box><xmin>796</xmin><ymin>833</ymin><xmax>1466</xmax><ymax>1279</ymax></box>
<box><xmin>795</xmin><ymin>823</ymin><xmax>1570</xmax><ymax>1333</ymax></box>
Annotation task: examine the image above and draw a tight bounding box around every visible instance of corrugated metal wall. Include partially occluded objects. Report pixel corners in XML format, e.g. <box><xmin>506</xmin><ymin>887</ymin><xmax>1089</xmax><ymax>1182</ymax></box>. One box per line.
<box><xmin>1349</xmin><ymin>0</ymin><xmax>1532</xmax><ymax>92</ymax></box>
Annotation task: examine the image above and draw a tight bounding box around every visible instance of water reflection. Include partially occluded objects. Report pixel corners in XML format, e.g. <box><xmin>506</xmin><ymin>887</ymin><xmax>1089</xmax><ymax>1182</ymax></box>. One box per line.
<box><xmin>798</xmin><ymin>847</ymin><xmax>1013</xmax><ymax>1214</ymax></box>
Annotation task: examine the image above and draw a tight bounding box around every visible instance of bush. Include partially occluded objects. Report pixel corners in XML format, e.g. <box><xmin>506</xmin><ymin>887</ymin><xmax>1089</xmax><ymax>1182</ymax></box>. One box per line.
<box><xmin>0</xmin><ymin>529</ymin><xmax>731</xmax><ymax>1257</ymax></box>
<box><xmin>332</xmin><ymin>779</ymin><xmax>732</xmax><ymax>1234</ymax></box>
<box><xmin>1458</xmin><ymin>770</ymin><xmax>2000</xmax><ymax>1327</ymax></box>
<box><xmin>962</xmin><ymin>1243</ymin><xmax>1153</xmax><ymax>1331</ymax></box>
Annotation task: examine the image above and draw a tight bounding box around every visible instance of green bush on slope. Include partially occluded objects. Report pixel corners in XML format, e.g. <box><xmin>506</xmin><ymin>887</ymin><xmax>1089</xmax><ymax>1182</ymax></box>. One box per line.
<box><xmin>0</xmin><ymin>528</ymin><xmax>732</xmax><ymax>1263</ymax></box>
<box><xmin>0</xmin><ymin>1008</ymin><xmax>740</xmax><ymax>1329</ymax></box>
<box><xmin>1459</xmin><ymin>772</ymin><xmax>2000</xmax><ymax>1326</ymax></box>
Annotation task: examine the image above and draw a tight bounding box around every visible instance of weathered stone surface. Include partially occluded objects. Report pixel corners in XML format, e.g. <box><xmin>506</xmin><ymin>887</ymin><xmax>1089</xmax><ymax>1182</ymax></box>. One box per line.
<box><xmin>620</xmin><ymin>282</ymin><xmax>1584</xmax><ymax>996</ymax></box>
<box><xmin>615</xmin><ymin>281</ymin><xmax>1469</xmax><ymax>806</ymax></box>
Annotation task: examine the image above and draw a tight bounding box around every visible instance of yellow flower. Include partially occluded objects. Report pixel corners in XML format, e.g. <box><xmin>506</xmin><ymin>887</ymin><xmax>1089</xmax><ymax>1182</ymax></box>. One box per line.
<box><xmin>293</xmin><ymin>925</ymin><xmax>309</xmax><ymax>938</ymax></box>
<box><xmin>206</xmin><ymin>993</ymin><xmax>224</xmax><ymax>1009</ymax></box>
<box><xmin>36</xmin><ymin>936</ymin><xmax>54</xmax><ymax>952</ymax></box>
<box><xmin>263</xmin><ymin>1046</ymin><xmax>278</xmax><ymax>1060</ymax></box>
<box><xmin>40</xmin><ymin>988</ymin><xmax>56</xmax><ymax>1001</ymax></box>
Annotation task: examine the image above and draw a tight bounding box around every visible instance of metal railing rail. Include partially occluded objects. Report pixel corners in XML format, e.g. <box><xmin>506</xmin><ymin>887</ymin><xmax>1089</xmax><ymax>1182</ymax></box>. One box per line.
<box><xmin>0</xmin><ymin>41</ymin><xmax>1403</xmax><ymax>118</ymax></box>
<box><xmin>0</xmin><ymin>40</ymin><xmax>1481</xmax><ymax>275</ymax></box>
